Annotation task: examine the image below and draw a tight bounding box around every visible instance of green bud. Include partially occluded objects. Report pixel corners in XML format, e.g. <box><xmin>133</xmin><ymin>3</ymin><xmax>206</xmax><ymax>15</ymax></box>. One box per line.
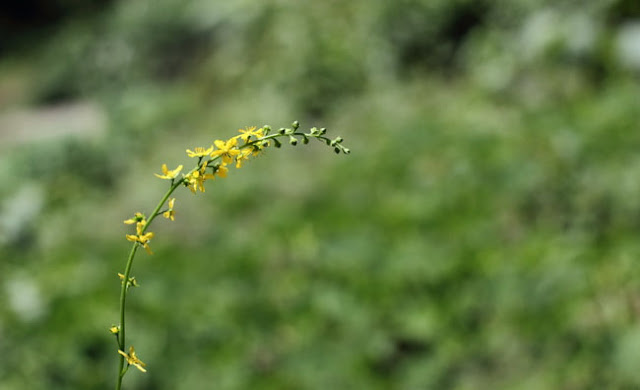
<box><xmin>343</xmin><ymin>148</ymin><xmax>350</xmax><ymax>154</ymax></box>
<box><xmin>263</xmin><ymin>125</ymin><xmax>271</xmax><ymax>135</ymax></box>
<box><xmin>330</xmin><ymin>140</ymin><xmax>337</xmax><ymax>147</ymax></box>
<box><xmin>278</xmin><ymin>128</ymin><xmax>287</xmax><ymax>135</ymax></box>
<box><xmin>334</xmin><ymin>147</ymin><xmax>340</xmax><ymax>154</ymax></box>
<box><xmin>292</xmin><ymin>121</ymin><xmax>299</xmax><ymax>130</ymax></box>
<box><xmin>335</xmin><ymin>136</ymin><xmax>343</xmax><ymax>143</ymax></box>
<box><xmin>289</xmin><ymin>136</ymin><xmax>298</xmax><ymax>145</ymax></box>
<box><xmin>273</xmin><ymin>138</ymin><xmax>282</xmax><ymax>148</ymax></box>
<box><xmin>310</xmin><ymin>127</ymin><xmax>319</xmax><ymax>135</ymax></box>
<box><xmin>319</xmin><ymin>128</ymin><xmax>327</xmax><ymax>135</ymax></box>
<box><xmin>302</xmin><ymin>135</ymin><xmax>309</xmax><ymax>144</ymax></box>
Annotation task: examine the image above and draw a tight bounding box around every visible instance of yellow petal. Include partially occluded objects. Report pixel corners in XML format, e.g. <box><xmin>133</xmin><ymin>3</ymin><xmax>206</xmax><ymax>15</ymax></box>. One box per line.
<box><xmin>133</xmin><ymin>362</ymin><xmax>147</xmax><ymax>373</ymax></box>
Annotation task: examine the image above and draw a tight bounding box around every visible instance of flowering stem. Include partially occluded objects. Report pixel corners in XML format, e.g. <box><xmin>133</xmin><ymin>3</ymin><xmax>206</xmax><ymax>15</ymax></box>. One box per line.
<box><xmin>115</xmin><ymin>179</ymin><xmax>183</xmax><ymax>390</ymax></box>
<box><xmin>113</xmin><ymin>122</ymin><xmax>348</xmax><ymax>389</ymax></box>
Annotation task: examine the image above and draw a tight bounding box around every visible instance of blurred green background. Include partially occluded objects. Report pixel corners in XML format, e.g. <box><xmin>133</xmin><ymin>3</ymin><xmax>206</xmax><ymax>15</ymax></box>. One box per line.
<box><xmin>2</xmin><ymin>0</ymin><xmax>640</xmax><ymax>388</ymax></box>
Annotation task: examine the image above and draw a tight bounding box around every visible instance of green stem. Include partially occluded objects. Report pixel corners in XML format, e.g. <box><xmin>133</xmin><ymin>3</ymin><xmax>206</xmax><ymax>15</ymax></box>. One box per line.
<box><xmin>115</xmin><ymin>244</ymin><xmax>137</xmax><ymax>390</ymax></box>
<box><xmin>115</xmin><ymin>179</ymin><xmax>183</xmax><ymax>390</ymax></box>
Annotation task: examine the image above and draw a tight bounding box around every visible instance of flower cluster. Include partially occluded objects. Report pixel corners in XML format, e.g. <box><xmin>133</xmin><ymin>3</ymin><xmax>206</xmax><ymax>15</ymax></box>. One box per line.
<box><xmin>164</xmin><ymin>126</ymin><xmax>268</xmax><ymax>195</ymax></box>
<box><xmin>123</xmin><ymin>122</ymin><xmax>348</xmax><ymax>257</ymax></box>
<box><xmin>124</xmin><ymin>213</ymin><xmax>154</xmax><ymax>254</ymax></box>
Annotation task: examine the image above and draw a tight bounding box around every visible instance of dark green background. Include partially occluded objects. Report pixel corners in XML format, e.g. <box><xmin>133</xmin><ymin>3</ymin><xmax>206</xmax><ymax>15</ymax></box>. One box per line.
<box><xmin>1</xmin><ymin>1</ymin><xmax>640</xmax><ymax>388</ymax></box>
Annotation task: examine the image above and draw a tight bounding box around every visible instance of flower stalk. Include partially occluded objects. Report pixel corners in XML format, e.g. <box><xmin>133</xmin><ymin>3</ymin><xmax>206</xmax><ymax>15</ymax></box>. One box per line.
<box><xmin>113</xmin><ymin>122</ymin><xmax>348</xmax><ymax>389</ymax></box>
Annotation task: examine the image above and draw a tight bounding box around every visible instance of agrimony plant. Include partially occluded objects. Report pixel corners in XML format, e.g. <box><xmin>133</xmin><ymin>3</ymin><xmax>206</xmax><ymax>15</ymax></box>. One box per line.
<box><xmin>111</xmin><ymin>121</ymin><xmax>349</xmax><ymax>389</ymax></box>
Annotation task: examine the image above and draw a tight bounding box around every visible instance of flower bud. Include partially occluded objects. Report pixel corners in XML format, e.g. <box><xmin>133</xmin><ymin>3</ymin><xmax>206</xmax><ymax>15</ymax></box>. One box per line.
<box><xmin>289</xmin><ymin>136</ymin><xmax>298</xmax><ymax>145</ymax></box>
<box><xmin>278</xmin><ymin>128</ymin><xmax>287</xmax><ymax>135</ymax></box>
<box><xmin>273</xmin><ymin>138</ymin><xmax>282</xmax><ymax>148</ymax></box>
<box><xmin>319</xmin><ymin>128</ymin><xmax>327</xmax><ymax>135</ymax></box>
<box><xmin>343</xmin><ymin>148</ymin><xmax>350</xmax><ymax>154</ymax></box>
<box><xmin>292</xmin><ymin>121</ymin><xmax>300</xmax><ymax>130</ymax></box>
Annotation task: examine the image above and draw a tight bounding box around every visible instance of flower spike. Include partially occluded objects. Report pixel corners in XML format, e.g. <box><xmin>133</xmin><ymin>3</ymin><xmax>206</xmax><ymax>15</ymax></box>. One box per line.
<box><xmin>114</xmin><ymin>121</ymin><xmax>348</xmax><ymax>385</ymax></box>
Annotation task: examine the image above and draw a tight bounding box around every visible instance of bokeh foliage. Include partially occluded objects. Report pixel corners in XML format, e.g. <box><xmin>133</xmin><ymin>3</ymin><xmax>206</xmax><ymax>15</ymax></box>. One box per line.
<box><xmin>1</xmin><ymin>0</ymin><xmax>640</xmax><ymax>389</ymax></box>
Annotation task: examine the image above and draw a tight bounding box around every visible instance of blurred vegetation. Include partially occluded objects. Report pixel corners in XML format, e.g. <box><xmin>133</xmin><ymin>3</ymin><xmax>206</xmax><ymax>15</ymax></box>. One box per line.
<box><xmin>1</xmin><ymin>0</ymin><xmax>640</xmax><ymax>389</ymax></box>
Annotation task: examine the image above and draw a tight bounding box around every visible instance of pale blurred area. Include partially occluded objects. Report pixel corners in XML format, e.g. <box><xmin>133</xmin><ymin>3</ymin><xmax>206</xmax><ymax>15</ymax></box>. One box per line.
<box><xmin>0</xmin><ymin>101</ymin><xmax>105</xmax><ymax>146</ymax></box>
<box><xmin>2</xmin><ymin>1</ymin><xmax>640</xmax><ymax>389</ymax></box>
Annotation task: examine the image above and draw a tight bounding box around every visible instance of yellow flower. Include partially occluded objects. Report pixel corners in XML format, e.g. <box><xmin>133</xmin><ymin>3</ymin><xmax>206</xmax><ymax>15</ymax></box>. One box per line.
<box><xmin>186</xmin><ymin>146</ymin><xmax>214</xmax><ymax>158</ymax></box>
<box><xmin>211</xmin><ymin>163</ymin><xmax>228</xmax><ymax>178</ymax></box>
<box><xmin>136</xmin><ymin>221</ymin><xmax>146</xmax><ymax>236</ymax></box>
<box><xmin>237</xmin><ymin>126</ymin><xmax>264</xmax><ymax>142</ymax></box>
<box><xmin>235</xmin><ymin>148</ymin><xmax>253</xmax><ymax>168</ymax></box>
<box><xmin>163</xmin><ymin>198</ymin><xmax>176</xmax><ymax>220</ymax></box>
<box><xmin>184</xmin><ymin>170</ymin><xmax>214</xmax><ymax>193</ymax></box>
<box><xmin>184</xmin><ymin>171</ymin><xmax>198</xmax><ymax>193</ymax></box>
<box><xmin>211</xmin><ymin>138</ymin><xmax>241</xmax><ymax>164</ymax></box>
<box><xmin>118</xmin><ymin>346</ymin><xmax>147</xmax><ymax>373</ymax></box>
<box><xmin>126</xmin><ymin>232</ymin><xmax>154</xmax><ymax>254</ymax></box>
<box><xmin>109</xmin><ymin>325</ymin><xmax>120</xmax><ymax>335</ymax></box>
<box><xmin>124</xmin><ymin>212</ymin><xmax>145</xmax><ymax>225</ymax></box>
<box><xmin>125</xmin><ymin>213</ymin><xmax>148</xmax><ymax>240</ymax></box>
<box><xmin>154</xmin><ymin>164</ymin><xmax>183</xmax><ymax>180</ymax></box>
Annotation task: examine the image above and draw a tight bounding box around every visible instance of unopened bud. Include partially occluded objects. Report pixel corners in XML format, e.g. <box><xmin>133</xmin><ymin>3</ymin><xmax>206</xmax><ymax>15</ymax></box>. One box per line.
<box><xmin>289</xmin><ymin>136</ymin><xmax>298</xmax><ymax>145</ymax></box>
<box><xmin>292</xmin><ymin>121</ymin><xmax>300</xmax><ymax>130</ymax></box>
